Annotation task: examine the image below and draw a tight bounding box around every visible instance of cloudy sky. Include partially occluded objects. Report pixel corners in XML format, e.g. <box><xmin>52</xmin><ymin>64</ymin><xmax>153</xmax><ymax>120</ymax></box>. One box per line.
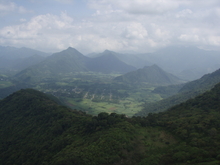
<box><xmin>0</xmin><ymin>0</ymin><xmax>220</xmax><ymax>54</ymax></box>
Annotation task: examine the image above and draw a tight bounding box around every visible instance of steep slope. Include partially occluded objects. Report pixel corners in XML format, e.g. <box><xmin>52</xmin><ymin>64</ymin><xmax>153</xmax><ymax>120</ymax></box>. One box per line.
<box><xmin>136</xmin><ymin>68</ymin><xmax>220</xmax><ymax>116</ymax></box>
<box><xmin>41</xmin><ymin>47</ymin><xmax>89</xmax><ymax>73</ymax></box>
<box><xmin>14</xmin><ymin>47</ymin><xmax>89</xmax><ymax>82</ymax></box>
<box><xmin>114</xmin><ymin>64</ymin><xmax>184</xmax><ymax>85</ymax></box>
<box><xmin>86</xmin><ymin>50</ymin><xmax>136</xmax><ymax>73</ymax></box>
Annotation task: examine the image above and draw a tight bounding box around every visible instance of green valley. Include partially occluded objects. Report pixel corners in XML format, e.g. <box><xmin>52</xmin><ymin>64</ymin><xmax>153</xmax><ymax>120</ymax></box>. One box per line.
<box><xmin>33</xmin><ymin>72</ymin><xmax>163</xmax><ymax>116</ymax></box>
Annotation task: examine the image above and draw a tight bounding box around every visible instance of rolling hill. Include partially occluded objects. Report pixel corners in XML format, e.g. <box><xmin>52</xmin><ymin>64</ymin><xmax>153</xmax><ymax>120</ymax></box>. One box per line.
<box><xmin>114</xmin><ymin>64</ymin><xmax>184</xmax><ymax>85</ymax></box>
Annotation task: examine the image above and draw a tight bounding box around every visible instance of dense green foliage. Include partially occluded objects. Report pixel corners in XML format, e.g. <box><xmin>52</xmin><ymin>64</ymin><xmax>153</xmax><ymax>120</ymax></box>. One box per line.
<box><xmin>0</xmin><ymin>89</ymin><xmax>172</xmax><ymax>165</ymax></box>
<box><xmin>136</xmin><ymin>83</ymin><xmax>220</xmax><ymax>164</ymax></box>
<box><xmin>136</xmin><ymin>68</ymin><xmax>220</xmax><ymax>116</ymax></box>
<box><xmin>152</xmin><ymin>83</ymin><xmax>185</xmax><ymax>98</ymax></box>
<box><xmin>1</xmin><ymin>85</ymin><xmax>220</xmax><ymax>164</ymax></box>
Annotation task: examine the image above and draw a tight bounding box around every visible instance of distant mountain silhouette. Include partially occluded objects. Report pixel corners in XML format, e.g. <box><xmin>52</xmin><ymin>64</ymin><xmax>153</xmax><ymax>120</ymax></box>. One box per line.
<box><xmin>0</xmin><ymin>46</ymin><xmax>49</xmax><ymax>70</ymax></box>
<box><xmin>114</xmin><ymin>64</ymin><xmax>184</xmax><ymax>85</ymax></box>
<box><xmin>143</xmin><ymin>46</ymin><xmax>220</xmax><ymax>80</ymax></box>
<box><xmin>86</xmin><ymin>50</ymin><xmax>136</xmax><ymax>73</ymax></box>
<box><xmin>12</xmin><ymin>55</ymin><xmax>45</xmax><ymax>70</ymax></box>
<box><xmin>88</xmin><ymin>50</ymin><xmax>151</xmax><ymax>69</ymax></box>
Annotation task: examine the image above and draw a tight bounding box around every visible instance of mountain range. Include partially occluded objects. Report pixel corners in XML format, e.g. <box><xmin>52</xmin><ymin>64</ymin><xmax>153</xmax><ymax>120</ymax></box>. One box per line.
<box><xmin>1</xmin><ymin>45</ymin><xmax>220</xmax><ymax>81</ymax></box>
<box><xmin>89</xmin><ymin>46</ymin><xmax>220</xmax><ymax>81</ymax></box>
<box><xmin>150</xmin><ymin>46</ymin><xmax>220</xmax><ymax>80</ymax></box>
<box><xmin>14</xmin><ymin>47</ymin><xmax>136</xmax><ymax>82</ymax></box>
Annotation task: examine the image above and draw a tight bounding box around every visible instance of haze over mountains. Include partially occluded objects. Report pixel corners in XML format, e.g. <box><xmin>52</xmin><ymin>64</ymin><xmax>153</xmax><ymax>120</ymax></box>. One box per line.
<box><xmin>0</xmin><ymin>46</ymin><xmax>49</xmax><ymax>71</ymax></box>
<box><xmin>14</xmin><ymin>47</ymin><xmax>136</xmax><ymax>83</ymax></box>
<box><xmin>86</xmin><ymin>50</ymin><xmax>136</xmax><ymax>74</ymax></box>
<box><xmin>88</xmin><ymin>46</ymin><xmax>220</xmax><ymax>81</ymax></box>
<box><xmin>1</xmin><ymin>44</ymin><xmax>220</xmax><ymax>164</ymax></box>
<box><xmin>1</xmin><ymin>45</ymin><xmax>220</xmax><ymax>81</ymax></box>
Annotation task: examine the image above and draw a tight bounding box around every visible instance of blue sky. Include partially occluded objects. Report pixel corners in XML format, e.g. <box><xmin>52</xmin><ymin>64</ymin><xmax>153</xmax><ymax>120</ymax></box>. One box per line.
<box><xmin>0</xmin><ymin>0</ymin><xmax>220</xmax><ymax>54</ymax></box>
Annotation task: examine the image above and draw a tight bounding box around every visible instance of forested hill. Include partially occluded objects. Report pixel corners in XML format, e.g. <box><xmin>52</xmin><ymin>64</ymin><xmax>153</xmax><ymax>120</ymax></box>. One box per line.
<box><xmin>0</xmin><ymin>89</ymin><xmax>136</xmax><ymax>165</ymax></box>
<box><xmin>139</xmin><ymin>82</ymin><xmax>220</xmax><ymax>163</ymax></box>
<box><xmin>1</xmin><ymin>87</ymin><xmax>220</xmax><ymax>164</ymax></box>
<box><xmin>136</xmin><ymin>68</ymin><xmax>220</xmax><ymax>116</ymax></box>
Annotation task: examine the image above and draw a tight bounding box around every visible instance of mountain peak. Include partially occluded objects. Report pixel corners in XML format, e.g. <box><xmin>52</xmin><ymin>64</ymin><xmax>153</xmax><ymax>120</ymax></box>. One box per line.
<box><xmin>66</xmin><ymin>47</ymin><xmax>79</xmax><ymax>52</ymax></box>
<box><xmin>103</xmin><ymin>50</ymin><xmax>116</xmax><ymax>56</ymax></box>
<box><xmin>144</xmin><ymin>64</ymin><xmax>159</xmax><ymax>69</ymax></box>
<box><xmin>103</xmin><ymin>49</ymin><xmax>112</xmax><ymax>53</ymax></box>
<box><xmin>60</xmin><ymin>47</ymin><xmax>85</xmax><ymax>57</ymax></box>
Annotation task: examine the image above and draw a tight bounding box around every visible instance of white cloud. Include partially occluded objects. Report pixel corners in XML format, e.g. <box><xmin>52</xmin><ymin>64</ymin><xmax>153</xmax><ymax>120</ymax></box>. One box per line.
<box><xmin>0</xmin><ymin>0</ymin><xmax>220</xmax><ymax>53</ymax></box>
<box><xmin>0</xmin><ymin>2</ymin><xmax>30</xmax><ymax>16</ymax></box>
<box><xmin>89</xmin><ymin>0</ymin><xmax>190</xmax><ymax>15</ymax></box>
<box><xmin>179</xmin><ymin>34</ymin><xmax>200</xmax><ymax>42</ymax></box>
<box><xmin>121</xmin><ymin>22</ymin><xmax>148</xmax><ymax>39</ymax></box>
<box><xmin>54</xmin><ymin>0</ymin><xmax>74</xmax><ymax>4</ymax></box>
<box><xmin>0</xmin><ymin>12</ymin><xmax>75</xmax><ymax>51</ymax></box>
<box><xmin>176</xmin><ymin>9</ymin><xmax>192</xmax><ymax>18</ymax></box>
<box><xmin>0</xmin><ymin>2</ymin><xmax>16</xmax><ymax>13</ymax></box>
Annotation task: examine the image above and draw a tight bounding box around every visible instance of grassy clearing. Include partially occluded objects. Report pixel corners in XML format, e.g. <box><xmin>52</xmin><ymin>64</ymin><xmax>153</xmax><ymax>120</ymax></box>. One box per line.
<box><xmin>65</xmin><ymin>96</ymin><xmax>146</xmax><ymax>117</ymax></box>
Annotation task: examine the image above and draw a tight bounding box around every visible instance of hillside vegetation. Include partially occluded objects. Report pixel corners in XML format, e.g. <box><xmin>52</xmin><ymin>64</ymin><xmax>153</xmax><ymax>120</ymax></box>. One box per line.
<box><xmin>1</xmin><ymin>85</ymin><xmax>220</xmax><ymax>164</ymax></box>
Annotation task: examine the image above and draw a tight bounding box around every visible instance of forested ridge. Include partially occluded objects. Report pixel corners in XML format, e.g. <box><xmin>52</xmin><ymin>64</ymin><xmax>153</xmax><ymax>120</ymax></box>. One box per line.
<box><xmin>1</xmin><ymin>86</ymin><xmax>220</xmax><ymax>164</ymax></box>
